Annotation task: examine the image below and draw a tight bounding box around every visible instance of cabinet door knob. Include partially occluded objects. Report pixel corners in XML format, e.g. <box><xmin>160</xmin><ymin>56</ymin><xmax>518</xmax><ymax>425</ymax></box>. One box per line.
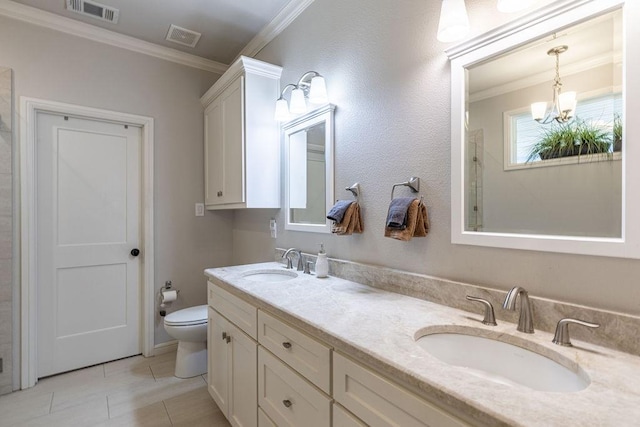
<box><xmin>282</xmin><ymin>342</ymin><xmax>292</xmax><ymax>349</ymax></box>
<box><xmin>217</xmin><ymin>191</ymin><xmax>223</xmax><ymax>197</ymax></box>
<box><xmin>282</xmin><ymin>399</ymin><xmax>292</xmax><ymax>408</ymax></box>
<box><xmin>225</xmin><ymin>335</ymin><xmax>231</xmax><ymax>344</ymax></box>
<box><xmin>222</xmin><ymin>332</ymin><xmax>227</xmax><ymax>341</ymax></box>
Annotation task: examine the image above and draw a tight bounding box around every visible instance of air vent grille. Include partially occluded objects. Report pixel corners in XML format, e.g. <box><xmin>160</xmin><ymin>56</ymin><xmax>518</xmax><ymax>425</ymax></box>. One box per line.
<box><xmin>166</xmin><ymin>24</ymin><xmax>202</xmax><ymax>48</ymax></box>
<box><xmin>65</xmin><ymin>0</ymin><xmax>119</xmax><ymax>24</ymax></box>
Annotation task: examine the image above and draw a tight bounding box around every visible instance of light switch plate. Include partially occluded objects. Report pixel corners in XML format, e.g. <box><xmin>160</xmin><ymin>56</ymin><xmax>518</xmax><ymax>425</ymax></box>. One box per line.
<box><xmin>195</xmin><ymin>203</ymin><xmax>205</xmax><ymax>217</ymax></box>
<box><xmin>270</xmin><ymin>219</ymin><xmax>277</xmax><ymax>238</ymax></box>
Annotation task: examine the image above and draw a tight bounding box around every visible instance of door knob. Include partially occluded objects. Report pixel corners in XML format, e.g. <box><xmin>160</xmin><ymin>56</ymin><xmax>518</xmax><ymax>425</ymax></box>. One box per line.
<box><xmin>130</xmin><ymin>248</ymin><xmax>140</xmax><ymax>257</ymax></box>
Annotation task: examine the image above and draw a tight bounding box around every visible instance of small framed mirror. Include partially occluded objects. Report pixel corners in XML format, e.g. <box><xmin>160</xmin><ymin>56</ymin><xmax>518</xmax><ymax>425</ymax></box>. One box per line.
<box><xmin>283</xmin><ymin>104</ymin><xmax>335</xmax><ymax>233</ymax></box>
<box><xmin>448</xmin><ymin>0</ymin><xmax>640</xmax><ymax>258</ymax></box>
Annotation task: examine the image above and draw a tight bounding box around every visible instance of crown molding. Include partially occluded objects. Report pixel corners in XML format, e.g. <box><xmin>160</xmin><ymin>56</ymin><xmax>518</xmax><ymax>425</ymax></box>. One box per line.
<box><xmin>236</xmin><ymin>0</ymin><xmax>315</xmax><ymax>60</ymax></box>
<box><xmin>0</xmin><ymin>0</ymin><xmax>229</xmax><ymax>74</ymax></box>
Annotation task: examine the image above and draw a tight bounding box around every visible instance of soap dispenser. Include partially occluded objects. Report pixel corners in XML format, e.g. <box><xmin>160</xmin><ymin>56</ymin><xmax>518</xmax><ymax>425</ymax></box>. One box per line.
<box><xmin>316</xmin><ymin>243</ymin><xmax>329</xmax><ymax>278</ymax></box>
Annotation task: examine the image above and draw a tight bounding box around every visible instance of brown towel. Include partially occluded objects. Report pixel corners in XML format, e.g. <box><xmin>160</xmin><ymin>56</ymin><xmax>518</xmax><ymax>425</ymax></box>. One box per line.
<box><xmin>331</xmin><ymin>202</ymin><xmax>363</xmax><ymax>235</ymax></box>
<box><xmin>385</xmin><ymin>199</ymin><xmax>428</xmax><ymax>241</ymax></box>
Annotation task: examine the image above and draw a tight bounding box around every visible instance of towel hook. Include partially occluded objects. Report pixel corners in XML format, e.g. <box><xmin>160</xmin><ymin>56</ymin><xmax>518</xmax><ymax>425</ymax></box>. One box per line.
<box><xmin>391</xmin><ymin>177</ymin><xmax>420</xmax><ymax>200</ymax></box>
<box><xmin>345</xmin><ymin>183</ymin><xmax>360</xmax><ymax>203</ymax></box>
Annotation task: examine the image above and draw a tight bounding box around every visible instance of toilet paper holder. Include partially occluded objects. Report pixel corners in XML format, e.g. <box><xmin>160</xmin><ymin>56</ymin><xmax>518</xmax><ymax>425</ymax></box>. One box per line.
<box><xmin>159</xmin><ymin>280</ymin><xmax>180</xmax><ymax>303</ymax></box>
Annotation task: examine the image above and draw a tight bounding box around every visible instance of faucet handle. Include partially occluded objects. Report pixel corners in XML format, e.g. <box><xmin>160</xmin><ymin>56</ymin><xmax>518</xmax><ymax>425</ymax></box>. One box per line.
<box><xmin>304</xmin><ymin>260</ymin><xmax>313</xmax><ymax>275</ymax></box>
<box><xmin>553</xmin><ymin>318</ymin><xmax>600</xmax><ymax>347</ymax></box>
<box><xmin>466</xmin><ymin>295</ymin><xmax>497</xmax><ymax>326</ymax></box>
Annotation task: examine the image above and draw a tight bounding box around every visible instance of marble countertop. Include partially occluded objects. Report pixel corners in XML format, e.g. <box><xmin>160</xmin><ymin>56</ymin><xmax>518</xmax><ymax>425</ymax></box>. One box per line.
<box><xmin>205</xmin><ymin>262</ymin><xmax>640</xmax><ymax>427</ymax></box>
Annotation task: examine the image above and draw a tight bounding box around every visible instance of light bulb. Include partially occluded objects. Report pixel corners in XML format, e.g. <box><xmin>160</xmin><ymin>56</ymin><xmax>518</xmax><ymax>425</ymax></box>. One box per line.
<box><xmin>289</xmin><ymin>88</ymin><xmax>307</xmax><ymax>114</ymax></box>
<box><xmin>531</xmin><ymin>102</ymin><xmax>547</xmax><ymax>121</ymax></box>
<box><xmin>274</xmin><ymin>98</ymin><xmax>290</xmax><ymax>122</ymax></box>
<box><xmin>308</xmin><ymin>76</ymin><xmax>328</xmax><ymax>104</ymax></box>
<box><xmin>558</xmin><ymin>91</ymin><xmax>577</xmax><ymax>113</ymax></box>
<box><xmin>437</xmin><ymin>0</ymin><xmax>470</xmax><ymax>43</ymax></box>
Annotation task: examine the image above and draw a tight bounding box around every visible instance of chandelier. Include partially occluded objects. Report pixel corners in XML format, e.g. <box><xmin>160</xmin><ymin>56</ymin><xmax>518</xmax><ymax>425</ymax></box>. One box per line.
<box><xmin>531</xmin><ymin>45</ymin><xmax>577</xmax><ymax>124</ymax></box>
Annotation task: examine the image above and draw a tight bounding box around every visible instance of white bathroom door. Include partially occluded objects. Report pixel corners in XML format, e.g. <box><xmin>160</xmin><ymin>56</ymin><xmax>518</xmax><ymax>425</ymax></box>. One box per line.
<box><xmin>36</xmin><ymin>112</ymin><xmax>142</xmax><ymax>377</ymax></box>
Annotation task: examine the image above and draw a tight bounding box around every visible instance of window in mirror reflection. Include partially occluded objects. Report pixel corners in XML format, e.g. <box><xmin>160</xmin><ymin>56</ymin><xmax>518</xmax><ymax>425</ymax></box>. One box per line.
<box><xmin>465</xmin><ymin>8</ymin><xmax>622</xmax><ymax>238</ymax></box>
<box><xmin>289</xmin><ymin>122</ymin><xmax>326</xmax><ymax>225</ymax></box>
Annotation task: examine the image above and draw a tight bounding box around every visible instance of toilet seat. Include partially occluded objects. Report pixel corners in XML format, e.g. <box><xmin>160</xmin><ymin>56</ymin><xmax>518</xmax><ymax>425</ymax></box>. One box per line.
<box><xmin>164</xmin><ymin>305</ymin><xmax>207</xmax><ymax>327</ymax></box>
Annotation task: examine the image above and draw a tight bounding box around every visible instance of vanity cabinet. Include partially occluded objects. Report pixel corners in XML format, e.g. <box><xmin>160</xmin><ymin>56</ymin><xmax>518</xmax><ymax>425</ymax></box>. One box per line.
<box><xmin>207</xmin><ymin>279</ymin><xmax>471</xmax><ymax>427</ymax></box>
<box><xmin>201</xmin><ymin>56</ymin><xmax>282</xmax><ymax>210</ymax></box>
<box><xmin>207</xmin><ymin>282</ymin><xmax>258</xmax><ymax>427</ymax></box>
<box><xmin>333</xmin><ymin>352</ymin><xmax>470</xmax><ymax>427</ymax></box>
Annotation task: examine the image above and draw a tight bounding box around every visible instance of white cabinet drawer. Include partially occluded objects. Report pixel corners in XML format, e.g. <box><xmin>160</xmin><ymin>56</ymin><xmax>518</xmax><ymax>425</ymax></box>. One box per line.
<box><xmin>258</xmin><ymin>347</ymin><xmax>331</xmax><ymax>427</ymax></box>
<box><xmin>258</xmin><ymin>407</ymin><xmax>277</xmax><ymax>427</ymax></box>
<box><xmin>208</xmin><ymin>281</ymin><xmax>257</xmax><ymax>339</ymax></box>
<box><xmin>333</xmin><ymin>352</ymin><xmax>471</xmax><ymax>427</ymax></box>
<box><xmin>258</xmin><ymin>310</ymin><xmax>331</xmax><ymax>393</ymax></box>
<box><xmin>333</xmin><ymin>403</ymin><xmax>367</xmax><ymax>427</ymax></box>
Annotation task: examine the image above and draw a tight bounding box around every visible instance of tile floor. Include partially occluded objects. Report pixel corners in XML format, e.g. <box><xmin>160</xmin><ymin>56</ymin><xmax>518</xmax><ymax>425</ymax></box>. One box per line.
<box><xmin>0</xmin><ymin>352</ymin><xmax>231</xmax><ymax>427</ymax></box>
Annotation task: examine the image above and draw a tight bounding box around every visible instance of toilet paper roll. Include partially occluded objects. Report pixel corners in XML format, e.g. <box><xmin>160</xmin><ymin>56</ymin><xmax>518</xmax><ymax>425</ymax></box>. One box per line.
<box><xmin>161</xmin><ymin>290</ymin><xmax>178</xmax><ymax>304</ymax></box>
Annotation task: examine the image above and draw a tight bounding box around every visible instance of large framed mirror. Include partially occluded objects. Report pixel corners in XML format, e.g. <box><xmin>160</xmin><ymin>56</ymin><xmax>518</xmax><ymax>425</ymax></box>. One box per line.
<box><xmin>283</xmin><ymin>104</ymin><xmax>335</xmax><ymax>233</ymax></box>
<box><xmin>448</xmin><ymin>0</ymin><xmax>640</xmax><ymax>258</ymax></box>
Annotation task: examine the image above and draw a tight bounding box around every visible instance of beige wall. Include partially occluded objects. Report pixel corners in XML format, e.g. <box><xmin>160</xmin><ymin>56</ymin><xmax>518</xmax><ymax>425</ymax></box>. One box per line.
<box><xmin>240</xmin><ymin>0</ymin><xmax>640</xmax><ymax>316</ymax></box>
<box><xmin>0</xmin><ymin>67</ymin><xmax>12</xmax><ymax>395</ymax></box>
<box><xmin>0</xmin><ymin>14</ymin><xmax>234</xmax><ymax>370</ymax></box>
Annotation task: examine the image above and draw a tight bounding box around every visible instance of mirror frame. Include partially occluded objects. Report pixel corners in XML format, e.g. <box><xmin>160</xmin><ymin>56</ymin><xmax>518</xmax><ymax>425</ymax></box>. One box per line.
<box><xmin>447</xmin><ymin>0</ymin><xmax>640</xmax><ymax>258</ymax></box>
<box><xmin>283</xmin><ymin>104</ymin><xmax>335</xmax><ymax>233</ymax></box>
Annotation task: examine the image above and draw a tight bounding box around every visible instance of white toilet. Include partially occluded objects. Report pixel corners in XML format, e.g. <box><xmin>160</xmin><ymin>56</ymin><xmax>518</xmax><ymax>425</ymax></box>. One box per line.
<box><xmin>163</xmin><ymin>305</ymin><xmax>208</xmax><ymax>378</ymax></box>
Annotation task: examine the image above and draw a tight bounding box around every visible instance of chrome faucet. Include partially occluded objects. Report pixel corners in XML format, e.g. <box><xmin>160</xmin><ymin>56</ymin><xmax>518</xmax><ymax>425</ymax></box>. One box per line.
<box><xmin>466</xmin><ymin>295</ymin><xmax>497</xmax><ymax>326</ymax></box>
<box><xmin>502</xmin><ymin>286</ymin><xmax>534</xmax><ymax>333</ymax></box>
<box><xmin>282</xmin><ymin>248</ymin><xmax>304</xmax><ymax>271</ymax></box>
<box><xmin>552</xmin><ymin>318</ymin><xmax>600</xmax><ymax>347</ymax></box>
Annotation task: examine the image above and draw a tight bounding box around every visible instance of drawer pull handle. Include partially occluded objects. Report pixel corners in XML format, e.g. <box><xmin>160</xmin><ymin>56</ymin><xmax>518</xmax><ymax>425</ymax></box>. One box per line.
<box><xmin>282</xmin><ymin>342</ymin><xmax>292</xmax><ymax>349</ymax></box>
<box><xmin>282</xmin><ymin>399</ymin><xmax>292</xmax><ymax>408</ymax></box>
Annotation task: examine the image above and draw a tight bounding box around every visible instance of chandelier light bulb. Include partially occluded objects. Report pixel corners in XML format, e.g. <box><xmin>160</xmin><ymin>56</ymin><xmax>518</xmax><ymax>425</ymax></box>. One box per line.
<box><xmin>558</xmin><ymin>91</ymin><xmax>577</xmax><ymax>113</ymax></box>
<box><xmin>531</xmin><ymin>102</ymin><xmax>547</xmax><ymax>121</ymax></box>
<box><xmin>437</xmin><ymin>0</ymin><xmax>470</xmax><ymax>43</ymax></box>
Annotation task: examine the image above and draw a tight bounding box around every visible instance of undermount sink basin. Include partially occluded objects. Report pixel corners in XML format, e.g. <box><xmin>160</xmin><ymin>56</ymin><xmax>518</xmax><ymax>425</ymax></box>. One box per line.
<box><xmin>416</xmin><ymin>331</ymin><xmax>590</xmax><ymax>392</ymax></box>
<box><xmin>241</xmin><ymin>269</ymin><xmax>298</xmax><ymax>282</ymax></box>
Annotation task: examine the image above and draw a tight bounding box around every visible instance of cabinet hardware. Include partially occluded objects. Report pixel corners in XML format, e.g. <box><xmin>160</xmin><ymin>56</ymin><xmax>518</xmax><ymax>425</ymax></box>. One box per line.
<box><xmin>217</xmin><ymin>191</ymin><xmax>223</xmax><ymax>197</ymax></box>
<box><xmin>222</xmin><ymin>332</ymin><xmax>227</xmax><ymax>341</ymax></box>
<box><xmin>282</xmin><ymin>399</ymin><xmax>292</xmax><ymax>408</ymax></box>
<box><xmin>225</xmin><ymin>335</ymin><xmax>231</xmax><ymax>344</ymax></box>
<box><xmin>282</xmin><ymin>342</ymin><xmax>292</xmax><ymax>349</ymax></box>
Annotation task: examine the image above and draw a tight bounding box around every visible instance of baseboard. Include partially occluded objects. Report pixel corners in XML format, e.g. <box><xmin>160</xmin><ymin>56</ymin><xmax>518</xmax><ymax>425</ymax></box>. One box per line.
<box><xmin>153</xmin><ymin>340</ymin><xmax>178</xmax><ymax>356</ymax></box>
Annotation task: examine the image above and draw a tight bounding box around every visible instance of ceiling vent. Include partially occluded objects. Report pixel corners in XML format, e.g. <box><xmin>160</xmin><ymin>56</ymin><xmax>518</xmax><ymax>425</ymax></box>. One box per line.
<box><xmin>66</xmin><ymin>0</ymin><xmax>119</xmax><ymax>24</ymax></box>
<box><xmin>166</xmin><ymin>24</ymin><xmax>202</xmax><ymax>48</ymax></box>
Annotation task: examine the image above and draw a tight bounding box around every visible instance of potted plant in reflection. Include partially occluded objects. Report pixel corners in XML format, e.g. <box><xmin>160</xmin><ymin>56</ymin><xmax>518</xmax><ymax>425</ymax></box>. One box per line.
<box><xmin>527</xmin><ymin>118</ymin><xmax>612</xmax><ymax>162</ymax></box>
<box><xmin>613</xmin><ymin>114</ymin><xmax>622</xmax><ymax>152</ymax></box>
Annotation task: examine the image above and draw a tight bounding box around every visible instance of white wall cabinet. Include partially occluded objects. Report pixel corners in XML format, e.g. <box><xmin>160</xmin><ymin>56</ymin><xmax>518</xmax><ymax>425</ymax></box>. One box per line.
<box><xmin>201</xmin><ymin>56</ymin><xmax>282</xmax><ymax>210</ymax></box>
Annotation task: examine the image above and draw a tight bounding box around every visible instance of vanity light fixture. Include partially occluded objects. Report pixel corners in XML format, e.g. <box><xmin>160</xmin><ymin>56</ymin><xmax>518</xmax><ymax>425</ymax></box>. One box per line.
<box><xmin>497</xmin><ymin>0</ymin><xmax>534</xmax><ymax>13</ymax></box>
<box><xmin>274</xmin><ymin>71</ymin><xmax>329</xmax><ymax>122</ymax></box>
<box><xmin>437</xmin><ymin>0</ymin><xmax>470</xmax><ymax>43</ymax></box>
<box><xmin>531</xmin><ymin>45</ymin><xmax>577</xmax><ymax>124</ymax></box>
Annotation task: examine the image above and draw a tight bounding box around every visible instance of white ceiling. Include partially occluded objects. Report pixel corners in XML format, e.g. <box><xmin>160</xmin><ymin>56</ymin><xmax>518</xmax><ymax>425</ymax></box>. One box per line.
<box><xmin>10</xmin><ymin>0</ymin><xmax>292</xmax><ymax>65</ymax></box>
